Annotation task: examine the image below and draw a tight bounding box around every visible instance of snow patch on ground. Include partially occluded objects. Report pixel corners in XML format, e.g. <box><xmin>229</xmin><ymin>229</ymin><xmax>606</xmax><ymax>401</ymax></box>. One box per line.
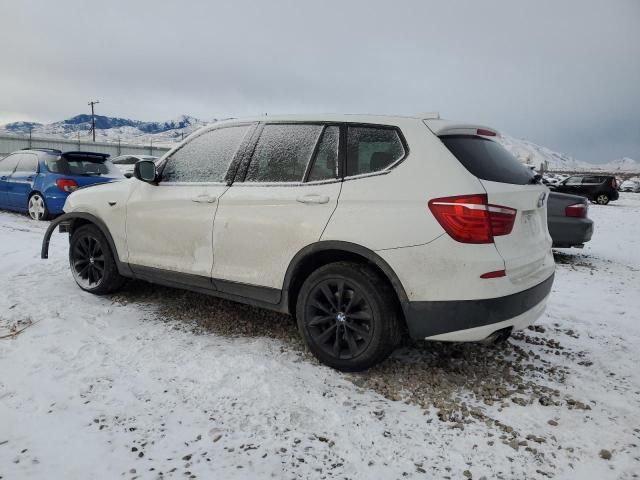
<box><xmin>1</xmin><ymin>195</ymin><xmax>639</xmax><ymax>479</ymax></box>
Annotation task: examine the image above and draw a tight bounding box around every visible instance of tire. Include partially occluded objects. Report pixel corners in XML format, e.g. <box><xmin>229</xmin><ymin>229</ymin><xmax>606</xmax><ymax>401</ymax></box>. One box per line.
<box><xmin>69</xmin><ymin>224</ymin><xmax>125</xmax><ymax>295</ymax></box>
<box><xmin>595</xmin><ymin>193</ymin><xmax>609</xmax><ymax>205</ymax></box>
<box><xmin>28</xmin><ymin>192</ymin><xmax>50</xmax><ymax>221</ymax></box>
<box><xmin>295</xmin><ymin>261</ymin><xmax>401</xmax><ymax>372</ymax></box>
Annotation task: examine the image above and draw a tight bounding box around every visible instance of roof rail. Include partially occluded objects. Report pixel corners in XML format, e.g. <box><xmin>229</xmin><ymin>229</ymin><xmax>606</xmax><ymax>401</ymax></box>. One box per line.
<box><xmin>21</xmin><ymin>148</ymin><xmax>62</xmax><ymax>154</ymax></box>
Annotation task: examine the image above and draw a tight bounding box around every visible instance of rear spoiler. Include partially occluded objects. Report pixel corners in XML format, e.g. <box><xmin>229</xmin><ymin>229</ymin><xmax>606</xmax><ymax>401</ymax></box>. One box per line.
<box><xmin>62</xmin><ymin>151</ymin><xmax>110</xmax><ymax>160</ymax></box>
<box><xmin>423</xmin><ymin>119</ymin><xmax>500</xmax><ymax>137</ymax></box>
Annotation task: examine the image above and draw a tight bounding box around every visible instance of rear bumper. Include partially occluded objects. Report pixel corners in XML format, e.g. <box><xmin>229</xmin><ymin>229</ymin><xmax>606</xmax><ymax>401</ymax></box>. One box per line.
<box><xmin>549</xmin><ymin>216</ymin><xmax>593</xmax><ymax>248</ymax></box>
<box><xmin>402</xmin><ymin>273</ymin><xmax>554</xmax><ymax>340</ymax></box>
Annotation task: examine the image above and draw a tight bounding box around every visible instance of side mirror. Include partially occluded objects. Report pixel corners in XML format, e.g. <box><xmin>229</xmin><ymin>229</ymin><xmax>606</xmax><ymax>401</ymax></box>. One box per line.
<box><xmin>134</xmin><ymin>160</ymin><xmax>157</xmax><ymax>183</ymax></box>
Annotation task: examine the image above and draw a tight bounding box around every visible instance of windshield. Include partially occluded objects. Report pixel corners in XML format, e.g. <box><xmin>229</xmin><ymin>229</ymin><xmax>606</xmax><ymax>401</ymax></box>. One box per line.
<box><xmin>46</xmin><ymin>157</ymin><xmax>122</xmax><ymax>177</ymax></box>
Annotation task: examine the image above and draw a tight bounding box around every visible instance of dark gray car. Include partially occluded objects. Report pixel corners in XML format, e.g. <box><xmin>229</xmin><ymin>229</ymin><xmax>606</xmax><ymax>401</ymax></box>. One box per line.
<box><xmin>547</xmin><ymin>192</ymin><xmax>594</xmax><ymax>248</ymax></box>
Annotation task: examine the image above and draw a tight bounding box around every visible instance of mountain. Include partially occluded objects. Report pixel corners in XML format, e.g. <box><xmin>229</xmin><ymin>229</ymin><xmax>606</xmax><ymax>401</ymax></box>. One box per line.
<box><xmin>497</xmin><ymin>134</ymin><xmax>593</xmax><ymax>171</ymax></box>
<box><xmin>1</xmin><ymin>114</ymin><xmax>637</xmax><ymax>172</ymax></box>
<box><xmin>595</xmin><ymin>157</ymin><xmax>640</xmax><ymax>172</ymax></box>
<box><xmin>1</xmin><ymin>114</ymin><xmax>211</xmax><ymax>147</ymax></box>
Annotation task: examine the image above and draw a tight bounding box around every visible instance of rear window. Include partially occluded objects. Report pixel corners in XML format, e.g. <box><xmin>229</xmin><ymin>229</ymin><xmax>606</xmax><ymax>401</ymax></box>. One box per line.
<box><xmin>440</xmin><ymin>135</ymin><xmax>534</xmax><ymax>185</ymax></box>
<box><xmin>46</xmin><ymin>156</ymin><xmax>121</xmax><ymax>176</ymax></box>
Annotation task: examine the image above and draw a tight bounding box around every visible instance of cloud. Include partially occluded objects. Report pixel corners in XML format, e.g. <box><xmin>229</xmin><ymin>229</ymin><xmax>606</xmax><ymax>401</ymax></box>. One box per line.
<box><xmin>1</xmin><ymin>0</ymin><xmax>638</xmax><ymax>162</ymax></box>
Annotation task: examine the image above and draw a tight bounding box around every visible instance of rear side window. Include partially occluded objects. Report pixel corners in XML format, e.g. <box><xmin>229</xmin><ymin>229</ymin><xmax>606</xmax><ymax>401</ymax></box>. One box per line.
<box><xmin>15</xmin><ymin>154</ymin><xmax>38</xmax><ymax>173</ymax></box>
<box><xmin>582</xmin><ymin>176</ymin><xmax>602</xmax><ymax>184</ymax></box>
<box><xmin>346</xmin><ymin>127</ymin><xmax>405</xmax><ymax>177</ymax></box>
<box><xmin>162</xmin><ymin>125</ymin><xmax>250</xmax><ymax>183</ymax></box>
<box><xmin>307</xmin><ymin>126</ymin><xmax>339</xmax><ymax>182</ymax></box>
<box><xmin>245</xmin><ymin>124</ymin><xmax>322</xmax><ymax>182</ymax></box>
<box><xmin>0</xmin><ymin>154</ymin><xmax>20</xmax><ymax>174</ymax></box>
<box><xmin>113</xmin><ymin>156</ymin><xmax>137</xmax><ymax>165</ymax></box>
<box><xmin>440</xmin><ymin>135</ymin><xmax>535</xmax><ymax>185</ymax></box>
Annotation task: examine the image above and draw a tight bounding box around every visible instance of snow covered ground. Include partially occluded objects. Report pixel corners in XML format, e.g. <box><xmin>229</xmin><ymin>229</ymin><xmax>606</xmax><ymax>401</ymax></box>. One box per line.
<box><xmin>1</xmin><ymin>195</ymin><xmax>639</xmax><ymax>480</ymax></box>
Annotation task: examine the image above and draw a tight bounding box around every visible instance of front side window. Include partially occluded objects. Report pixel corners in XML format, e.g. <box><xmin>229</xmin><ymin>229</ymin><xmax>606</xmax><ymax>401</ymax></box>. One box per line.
<box><xmin>245</xmin><ymin>124</ymin><xmax>322</xmax><ymax>182</ymax></box>
<box><xmin>0</xmin><ymin>154</ymin><xmax>20</xmax><ymax>174</ymax></box>
<box><xmin>307</xmin><ymin>126</ymin><xmax>339</xmax><ymax>182</ymax></box>
<box><xmin>346</xmin><ymin>127</ymin><xmax>405</xmax><ymax>177</ymax></box>
<box><xmin>15</xmin><ymin>154</ymin><xmax>38</xmax><ymax>173</ymax></box>
<box><xmin>565</xmin><ymin>176</ymin><xmax>583</xmax><ymax>185</ymax></box>
<box><xmin>162</xmin><ymin>125</ymin><xmax>250</xmax><ymax>183</ymax></box>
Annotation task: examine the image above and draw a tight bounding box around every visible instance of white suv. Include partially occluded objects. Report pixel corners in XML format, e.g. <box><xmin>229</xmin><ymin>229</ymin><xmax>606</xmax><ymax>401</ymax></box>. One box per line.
<box><xmin>42</xmin><ymin>114</ymin><xmax>555</xmax><ymax>371</ymax></box>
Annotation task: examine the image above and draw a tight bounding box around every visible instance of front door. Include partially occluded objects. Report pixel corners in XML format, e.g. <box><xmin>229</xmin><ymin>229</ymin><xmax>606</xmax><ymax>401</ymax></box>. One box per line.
<box><xmin>125</xmin><ymin>124</ymin><xmax>254</xmax><ymax>280</ymax></box>
<box><xmin>7</xmin><ymin>153</ymin><xmax>38</xmax><ymax>210</ymax></box>
<box><xmin>212</xmin><ymin>124</ymin><xmax>342</xmax><ymax>295</ymax></box>
<box><xmin>0</xmin><ymin>154</ymin><xmax>20</xmax><ymax>209</ymax></box>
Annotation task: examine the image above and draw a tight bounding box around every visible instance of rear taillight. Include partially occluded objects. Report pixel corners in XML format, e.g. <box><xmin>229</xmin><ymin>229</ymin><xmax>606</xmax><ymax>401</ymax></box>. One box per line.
<box><xmin>56</xmin><ymin>179</ymin><xmax>79</xmax><ymax>193</ymax></box>
<box><xmin>428</xmin><ymin>194</ymin><xmax>517</xmax><ymax>244</ymax></box>
<box><xmin>611</xmin><ymin>178</ymin><xmax>617</xmax><ymax>189</ymax></box>
<box><xmin>565</xmin><ymin>203</ymin><xmax>587</xmax><ymax>218</ymax></box>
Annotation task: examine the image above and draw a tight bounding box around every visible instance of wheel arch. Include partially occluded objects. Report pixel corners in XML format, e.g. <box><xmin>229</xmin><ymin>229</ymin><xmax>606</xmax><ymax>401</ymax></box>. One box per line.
<box><xmin>283</xmin><ymin>241</ymin><xmax>409</xmax><ymax>317</ymax></box>
<box><xmin>41</xmin><ymin>212</ymin><xmax>133</xmax><ymax>276</ymax></box>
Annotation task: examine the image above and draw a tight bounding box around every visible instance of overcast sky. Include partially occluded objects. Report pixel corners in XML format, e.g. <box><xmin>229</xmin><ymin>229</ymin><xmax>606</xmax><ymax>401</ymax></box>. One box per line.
<box><xmin>1</xmin><ymin>0</ymin><xmax>638</xmax><ymax>163</ymax></box>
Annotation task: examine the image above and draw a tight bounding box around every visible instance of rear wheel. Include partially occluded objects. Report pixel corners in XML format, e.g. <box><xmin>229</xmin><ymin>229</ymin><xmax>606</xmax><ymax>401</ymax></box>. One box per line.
<box><xmin>595</xmin><ymin>194</ymin><xmax>609</xmax><ymax>205</ymax></box>
<box><xmin>28</xmin><ymin>193</ymin><xmax>50</xmax><ymax>221</ymax></box>
<box><xmin>296</xmin><ymin>262</ymin><xmax>401</xmax><ymax>371</ymax></box>
<box><xmin>69</xmin><ymin>224</ymin><xmax>125</xmax><ymax>294</ymax></box>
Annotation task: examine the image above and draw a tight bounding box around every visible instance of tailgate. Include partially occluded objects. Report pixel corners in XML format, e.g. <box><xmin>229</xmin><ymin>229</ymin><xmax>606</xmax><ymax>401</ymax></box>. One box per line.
<box><xmin>481</xmin><ymin>180</ymin><xmax>553</xmax><ymax>284</ymax></box>
<box><xmin>438</xmin><ymin>133</ymin><xmax>554</xmax><ymax>288</ymax></box>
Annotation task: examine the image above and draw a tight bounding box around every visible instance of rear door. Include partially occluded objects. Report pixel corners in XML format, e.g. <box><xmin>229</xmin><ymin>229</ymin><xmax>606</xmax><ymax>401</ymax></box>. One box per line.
<box><xmin>440</xmin><ymin>135</ymin><xmax>554</xmax><ymax>285</ymax></box>
<box><xmin>0</xmin><ymin>154</ymin><xmax>20</xmax><ymax>209</ymax></box>
<box><xmin>7</xmin><ymin>153</ymin><xmax>38</xmax><ymax>209</ymax></box>
<box><xmin>211</xmin><ymin>123</ymin><xmax>341</xmax><ymax>294</ymax></box>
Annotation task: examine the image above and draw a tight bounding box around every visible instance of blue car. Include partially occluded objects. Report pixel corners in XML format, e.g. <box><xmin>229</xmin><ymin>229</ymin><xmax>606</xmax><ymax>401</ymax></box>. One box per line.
<box><xmin>0</xmin><ymin>149</ymin><xmax>124</xmax><ymax>220</ymax></box>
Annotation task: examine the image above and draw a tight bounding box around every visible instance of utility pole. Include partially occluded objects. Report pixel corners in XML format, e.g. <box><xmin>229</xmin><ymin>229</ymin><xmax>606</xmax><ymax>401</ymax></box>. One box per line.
<box><xmin>88</xmin><ymin>100</ymin><xmax>100</xmax><ymax>142</ymax></box>
<box><xmin>28</xmin><ymin>126</ymin><xmax>33</xmax><ymax>148</ymax></box>
<box><xmin>150</xmin><ymin>139</ymin><xmax>153</xmax><ymax>156</ymax></box>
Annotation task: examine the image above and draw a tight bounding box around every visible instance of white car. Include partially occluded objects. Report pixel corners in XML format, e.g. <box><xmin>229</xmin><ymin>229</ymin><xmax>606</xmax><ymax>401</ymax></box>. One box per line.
<box><xmin>620</xmin><ymin>179</ymin><xmax>640</xmax><ymax>192</ymax></box>
<box><xmin>42</xmin><ymin>114</ymin><xmax>555</xmax><ymax>371</ymax></box>
<box><xmin>112</xmin><ymin>155</ymin><xmax>158</xmax><ymax>177</ymax></box>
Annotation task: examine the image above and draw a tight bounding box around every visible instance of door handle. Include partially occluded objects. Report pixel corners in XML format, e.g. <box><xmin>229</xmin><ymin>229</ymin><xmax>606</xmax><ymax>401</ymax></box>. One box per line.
<box><xmin>296</xmin><ymin>194</ymin><xmax>330</xmax><ymax>204</ymax></box>
<box><xmin>191</xmin><ymin>194</ymin><xmax>217</xmax><ymax>203</ymax></box>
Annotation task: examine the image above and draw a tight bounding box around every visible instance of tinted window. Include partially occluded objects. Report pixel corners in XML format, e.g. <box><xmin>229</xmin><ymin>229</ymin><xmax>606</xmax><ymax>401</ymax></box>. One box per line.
<box><xmin>440</xmin><ymin>136</ymin><xmax>534</xmax><ymax>185</ymax></box>
<box><xmin>346</xmin><ymin>127</ymin><xmax>405</xmax><ymax>177</ymax></box>
<box><xmin>113</xmin><ymin>156</ymin><xmax>137</xmax><ymax>165</ymax></box>
<box><xmin>162</xmin><ymin>126</ymin><xmax>250</xmax><ymax>183</ymax></box>
<box><xmin>245</xmin><ymin>124</ymin><xmax>322</xmax><ymax>182</ymax></box>
<box><xmin>582</xmin><ymin>176</ymin><xmax>602</xmax><ymax>184</ymax></box>
<box><xmin>15</xmin><ymin>154</ymin><xmax>38</xmax><ymax>173</ymax></box>
<box><xmin>565</xmin><ymin>176</ymin><xmax>583</xmax><ymax>185</ymax></box>
<box><xmin>0</xmin><ymin>154</ymin><xmax>20</xmax><ymax>174</ymax></box>
<box><xmin>307</xmin><ymin>126</ymin><xmax>339</xmax><ymax>182</ymax></box>
<box><xmin>45</xmin><ymin>156</ymin><xmax>121</xmax><ymax>176</ymax></box>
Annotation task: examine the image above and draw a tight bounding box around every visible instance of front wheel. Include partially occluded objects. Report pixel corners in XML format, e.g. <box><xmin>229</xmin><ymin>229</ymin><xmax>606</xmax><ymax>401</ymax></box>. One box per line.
<box><xmin>296</xmin><ymin>262</ymin><xmax>401</xmax><ymax>372</ymax></box>
<box><xmin>69</xmin><ymin>224</ymin><xmax>125</xmax><ymax>294</ymax></box>
<box><xmin>595</xmin><ymin>194</ymin><xmax>610</xmax><ymax>205</ymax></box>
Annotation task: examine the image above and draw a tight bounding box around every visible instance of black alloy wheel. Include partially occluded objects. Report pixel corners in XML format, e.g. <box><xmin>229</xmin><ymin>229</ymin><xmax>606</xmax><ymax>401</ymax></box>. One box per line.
<box><xmin>305</xmin><ymin>278</ymin><xmax>374</xmax><ymax>360</ymax></box>
<box><xmin>296</xmin><ymin>262</ymin><xmax>401</xmax><ymax>371</ymax></box>
<box><xmin>71</xmin><ymin>233</ymin><xmax>106</xmax><ymax>289</ymax></box>
<box><xmin>69</xmin><ymin>224</ymin><xmax>125</xmax><ymax>294</ymax></box>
